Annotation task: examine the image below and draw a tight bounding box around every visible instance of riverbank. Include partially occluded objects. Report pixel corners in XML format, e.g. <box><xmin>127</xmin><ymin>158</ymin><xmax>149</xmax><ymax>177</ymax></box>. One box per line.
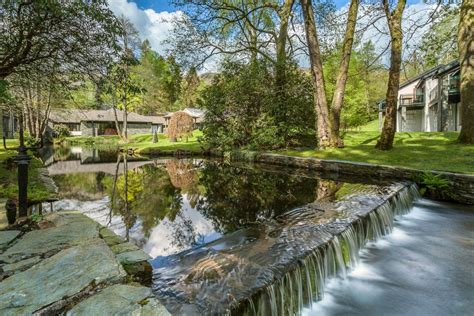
<box><xmin>60</xmin><ymin>130</ymin><xmax>208</xmax><ymax>156</ymax></box>
<box><xmin>0</xmin><ymin>211</ymin><xmax>169</xmax><ymax>314</ymax></box>
<box><xmin>279</xmin><ymin>131</ymin><xmax>474</xmax><ymax>174</ymax></box>
<box><xmin>60</xmin><ymin>131</ymin><xmax>473</xmax><ymax>174</ymax></box>
<box><xmin>0</xmin><ymin>140</ymin><xmax>55</xmax><ymax>202</ymax></box>
<box><xmin>232</xmin><ymin>152</ymin><xmax>474</xmax><ymax>204</ymax></box>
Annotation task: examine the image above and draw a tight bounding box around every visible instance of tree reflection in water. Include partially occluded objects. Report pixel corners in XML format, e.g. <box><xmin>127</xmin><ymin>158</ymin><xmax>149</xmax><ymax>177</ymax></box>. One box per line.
<box><xmin>55</xmin><ymin>156</ymin><xmax>352</xmax><ymax>255</ymax></box>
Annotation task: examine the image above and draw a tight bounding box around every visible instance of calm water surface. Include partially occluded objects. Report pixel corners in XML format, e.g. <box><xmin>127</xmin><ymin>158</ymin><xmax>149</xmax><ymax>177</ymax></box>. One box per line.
<box><xmin>41</xmin><ymin>146</ymin><xmax>388</xmax><ymax>259</ymax></box>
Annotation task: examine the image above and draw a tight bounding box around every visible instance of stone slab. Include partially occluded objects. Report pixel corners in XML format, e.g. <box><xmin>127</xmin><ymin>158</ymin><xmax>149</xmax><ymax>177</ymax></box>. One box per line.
<box><xmin>0</xmin><ymin>239</ymin><xmax>126</xmax><ymax>315</ymax></box>
<box><xmin>0</xmin><ymin>212</ymin><xmax>99</xmax><ymax>263</ymax></box>
<box><xmin>1</xmin><ymin>256</ymin><xmax>41</xmax><ymax>274</ymax></box>
<box><xmin>116</xmin><ymin>250</ymin><xmax>151</xmax><ymax>265</ymax></box>
<box><xmin>67</xmin><ymin>284</ymin><xmax>170</xmax><ymax>316</ymax></box>
<box><xmin>111</xmin><ymin>242</ymin><xmax>140</xmax><ymax>254</ymax></box>
<box><xmin>0</xmin><ymin>230</ymin><xmax>21</xmax><ymax>250</ymax></box>
<box><xmin>100</xmin><ymin>227</ymin><xmax>125</xmax><ymax>247</ymax></box>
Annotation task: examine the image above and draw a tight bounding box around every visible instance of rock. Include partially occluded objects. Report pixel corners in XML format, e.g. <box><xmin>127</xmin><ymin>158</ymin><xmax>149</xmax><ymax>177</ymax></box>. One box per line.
<box><xmin>111</xmin><ymin>242</ymin><xmax>140</xmax><ymax>254</ymax></box>
<box><xmin>1</xmin><ymin>256</ymin><xmax>41</xmax><ymax>274</ymax></box>
<box><xmin>67</xmin><ymin>284</ymin><xmax>170</xmax><ymax>316</ymax></box>
<box><xmin>100</xmin><ymin>227</ymin><xmax>124</xmax><ymax>247</ymax></box>
<box><xmin>0</xmin><ymin>239</ymin><xmax>126</xmax><ymax>315</ymax></box>
<box><xmin>0</xmin><ymin>231</ymin><xmax>21</xmax><ymax>250</ymax></box>
<box><xmin>116</xmin><ymin>250</ymin><xmax>152</xmax><ymax>282</ymax></box>
<box><xmin>116</xmin><ymin>250</ymin><xmax>151</xmax><ymax>266</ymax></box>
<box><xmin>0</xmin><ymin>212</ymin><xmax>99</xmax><ymax>263</ymax></box>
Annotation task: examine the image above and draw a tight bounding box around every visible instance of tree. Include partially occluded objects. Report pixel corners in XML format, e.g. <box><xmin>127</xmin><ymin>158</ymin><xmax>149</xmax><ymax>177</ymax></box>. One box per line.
<box><xmin>104</xmin><ymin>16</ymin><xmax>141</xmax><ymax>140</ymax></box>
<box><xmin>457</xmin><ymin>0</ymin><xmax>474</xmax><ymax>144</ymax></box>
<box><xmin>329</xmin><ymin>0</ymin><xmax>360</xmax><ymax>146</ymax></box>
<box><xmin>323</xmin><ymin>46</ymin><xmax>384</xmax><ymax>131</ymax></box>
<box><xmin>201</xmin><ymin>60</ymin><xmax>314</xmax><ymax>150</ymax></box>
<box><xmin>300</xmin><ymin>0</ymin><xmax>360</xmax><ymax>148</ymax></box>
<box><xmin>166</xmin><ymin>111</ymin><xmax>194</xmax><ymax>141</ymax></box>
<box><xmin>0</xmin><ymin>0</ymin><xmax>120</xmax><ymax>80</ymax></box>
<box><xmin>8</xmin><ymin>72</ymin><xmax>64</xmax><ymax>141</ymax></box>
<box><xmin>162</xmin><ymin>56</ymin><xmax>183</xmax><ymax>108</ymax></box>
<box><xmin>419</xmin><ymin>6</ymin><xmax>460</xmax><ymax>70</ymax></box>
<box><xmin>180</xmin><ymin>67</ymin><xmax>201</xmax><ymax>108</ymax></box>
<box><xmin>376</xmin><ymin>0</ymin><xmax>406</xmax><ymax>150</ymax></box>
<box><xmin>170</xmin><ymin>0</ymin><xmax>300</xmax><ymax>140</ymax></box>
<box><xmin>301</xmin><ymin>0</ymin><xmax>334</xmax><ymax>148</ymax></box>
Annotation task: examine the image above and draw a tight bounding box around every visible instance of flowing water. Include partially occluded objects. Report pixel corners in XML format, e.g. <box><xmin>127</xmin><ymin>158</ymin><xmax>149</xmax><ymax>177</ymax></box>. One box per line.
<box><xmin>304</xmin><ymin>199</ymin><xmax>474</xmax><ymax>316</ymax></box>
<box><xmin>39</xmin><ymin>146</ymin><xmax>464</xmax><ymax>315</ymax></box>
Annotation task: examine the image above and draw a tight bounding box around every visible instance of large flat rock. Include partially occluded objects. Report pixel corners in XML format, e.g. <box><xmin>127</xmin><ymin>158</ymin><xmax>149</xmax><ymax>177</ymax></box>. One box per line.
<box><xmin>0</xmin><ymin>212</ymin><xmax>99</xmax><ymax>263</ymax></box>
<box><xmin>0</xmin><ymin>230</ymin><xmax>21</xmax><ymax>250</ymax></box>
<box><xmin>0</xmin><ymin>239</ymin><xmax>126</xmax><ymax>315</ymax></box>
<box><xmin>67</xmin><ymin>284</ymin><xmax>170</xmax><ymax>316</ymax></box>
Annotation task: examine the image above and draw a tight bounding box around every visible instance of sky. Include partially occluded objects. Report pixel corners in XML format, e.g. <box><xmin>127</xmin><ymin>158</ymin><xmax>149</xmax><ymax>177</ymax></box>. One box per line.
<box><xmin>133</xmin><ymin>0</ymin><xmax>424</xmax><ymax>12</ymax></box>
<box><xmin>108</xmin><ymin>0</ymin><xmax>441</xmax><ymax>71</ymax></box>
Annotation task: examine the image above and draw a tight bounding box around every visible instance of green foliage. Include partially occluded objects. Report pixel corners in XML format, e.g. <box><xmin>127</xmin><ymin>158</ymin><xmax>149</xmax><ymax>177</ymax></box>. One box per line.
<box><xmin>30</xmin><ymin>214</ymin><xmax>43</xmax><ymax>223</ymax></box>
<box><xmin>418</xmin><ymin>172</ymin><xmax>451</xmax><ymax>196</ymax></box>
<box><xmin>0</xmin><ymin>143</ymin><xmax>55</xmax><ymax>201</ymax></box>
<box><xmin>65</xmin><ymin>80</ymin><xmax>99</xmax><ymax>109</ymax></box>
<box><xmin>201</xmin><ymin>60</ymin><xmax>314</xmax><ymax>150</ymax></box>
<box><xmin>419</xmin><ymin>6</ymin><xmax>460</xmax><ymax>69</ymax></box>
<box><xmin>324</xmin><ymin>42</ymin><xmax>386</xmax><ymax>131</ymax></box>
<box><xmin>53</xmin><ymin>124</ymin><xmax>71</xmax><ymax>139</ymax></box>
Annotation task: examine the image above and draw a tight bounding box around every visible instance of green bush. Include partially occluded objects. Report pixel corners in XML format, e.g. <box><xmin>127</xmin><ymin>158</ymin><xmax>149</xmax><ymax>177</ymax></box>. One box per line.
<box><xmin>418</xmin><ymin>172</ymin><xmax>451</xmax><ymax>196</ymax></box>
<box><xmin>200</xmin><ymin>60</ymin><xmax>315</xmax><ymax>151</ymax></box>
<box><xmin>53</xmin><ymin>124</ymin><xmax>71</xmax><ymax>138</ymax></box>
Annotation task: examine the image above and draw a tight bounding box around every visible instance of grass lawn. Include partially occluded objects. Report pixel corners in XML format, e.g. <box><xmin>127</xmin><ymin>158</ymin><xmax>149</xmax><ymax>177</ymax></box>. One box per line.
<box><xmin>279</xmin><ymin>131</ymin><xmax>474</xmax><ymax>174</ymax></box>
<box><xmin>62</xmin><ymin>130</ymin><xmax>207</xmax><ymax>155</ymax></box>
<box><xmin>0</xmin><ymin>139</ymin><xmax>54</xmax><ymax>201</ymax></box>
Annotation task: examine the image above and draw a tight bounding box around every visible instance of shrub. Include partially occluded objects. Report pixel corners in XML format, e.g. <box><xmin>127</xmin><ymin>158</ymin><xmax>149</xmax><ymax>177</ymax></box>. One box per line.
<box><xmin>53</xmin><ymin>124</ymin><xmax>71</xmax><ymax>138</ymax></box>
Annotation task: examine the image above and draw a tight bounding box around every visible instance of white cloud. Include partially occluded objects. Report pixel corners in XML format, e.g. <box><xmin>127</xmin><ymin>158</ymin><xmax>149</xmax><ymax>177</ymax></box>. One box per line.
<box><xmin>107</xmin><ymin>0</ymin><xmax>181</xmax><ymax>55</ymax></box>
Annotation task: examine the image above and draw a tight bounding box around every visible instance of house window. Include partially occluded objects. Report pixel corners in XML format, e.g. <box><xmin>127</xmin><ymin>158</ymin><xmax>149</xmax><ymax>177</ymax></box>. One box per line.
<box><xmin>62</xmin><ymin>123</ymin><xmax>80</xmax><ymax>131</ymax></box>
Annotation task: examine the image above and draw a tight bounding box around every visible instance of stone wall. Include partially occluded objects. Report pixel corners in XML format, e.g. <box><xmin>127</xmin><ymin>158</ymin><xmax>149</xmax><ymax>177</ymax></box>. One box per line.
<box><xmin>81</xmin><ymin>121</ymin><xmax>94</xmax><ymax>136</ymax></box>
<box><xmin>80</xmin><ymin>121</ymin><xmax>152</xmax><ymax>137</ymax></box>
<box><xmin>231</xmin><ymin>151</ymin><xmax>474</xmax><ymax>204</ymax></box>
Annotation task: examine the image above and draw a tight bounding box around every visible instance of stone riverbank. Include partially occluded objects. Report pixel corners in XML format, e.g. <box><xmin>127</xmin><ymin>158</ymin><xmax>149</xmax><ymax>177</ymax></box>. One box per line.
<box><xmin>0</xmin><ymin>211</ymin><xmax>170</xmax><ymax>315</ymax></box>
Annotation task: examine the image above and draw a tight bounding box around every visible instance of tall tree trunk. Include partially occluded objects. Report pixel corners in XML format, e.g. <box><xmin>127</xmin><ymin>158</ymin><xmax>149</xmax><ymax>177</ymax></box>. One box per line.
<box><xmin>301</xmin><ymin>0</ymin><xmax>334</xmax><ymax>148</ymax></box>
<box><xmin>25</xmin><ymin>84</ymin><xmax>34</xmax><ymax>138</ymax></box>
<box><xmin>330</xmin><ymin>0</ymin><xmax>360</xmax><ymax>147</ymax></box>
<box><xmin>376</xmin><ymin>0</ymin><xmax>406</xmax><ymax>150</ymax></box>
<box><xmin>123</xmin><ymin>72</ymin><xmax>128</xmax><ymax>140</ymax></box>
<box><xmin>457</xmin><ymin>0</ymin><xmax>474</xmax><ymax>143</ymax></box>
<box><xmin>39</xmin><ymin>86</ymin><xmax>53</xmax><ymax>139</ymax></box>
<box><xmin>274</xmin><ymin>0</ymin><xmax>294</xmax><ymax>143</ymax></box>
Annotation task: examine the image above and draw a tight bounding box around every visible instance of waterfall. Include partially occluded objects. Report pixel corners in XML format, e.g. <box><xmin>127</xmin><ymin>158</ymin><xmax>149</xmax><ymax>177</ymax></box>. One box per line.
<box><xmin>239</xmin><ymin>184</ymin><xmax>420</xmax><ymax>315</ymax></box>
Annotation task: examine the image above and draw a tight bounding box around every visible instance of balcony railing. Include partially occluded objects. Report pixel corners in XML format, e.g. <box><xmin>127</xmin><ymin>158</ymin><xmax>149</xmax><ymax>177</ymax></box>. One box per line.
<box><xmin>399</xmin><ymin>94</ymin><xmax>424</xmax><ymax>108</ymax></box>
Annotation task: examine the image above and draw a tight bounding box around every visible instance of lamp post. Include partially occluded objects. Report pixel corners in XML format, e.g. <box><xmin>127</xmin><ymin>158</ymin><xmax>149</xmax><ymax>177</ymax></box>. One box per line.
<box><xmin>3</xmin><ymin>113</ymin><xmax>42</xmax><ymax>218</ymax></box>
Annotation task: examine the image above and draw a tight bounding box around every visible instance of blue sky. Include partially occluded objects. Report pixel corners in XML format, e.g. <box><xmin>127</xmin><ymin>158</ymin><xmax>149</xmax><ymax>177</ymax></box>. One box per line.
<box><xmin>135</xmin><ymin>0</ymin><xmax>424</xmax><ymax>12</ymax></box>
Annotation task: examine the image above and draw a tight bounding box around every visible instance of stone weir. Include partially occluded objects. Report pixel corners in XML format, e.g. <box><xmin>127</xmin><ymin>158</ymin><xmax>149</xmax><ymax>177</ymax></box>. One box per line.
<box><xmin>151</xmin><ymin>182</ymin><xmax>420</xmax><ymax>315</ymax></box>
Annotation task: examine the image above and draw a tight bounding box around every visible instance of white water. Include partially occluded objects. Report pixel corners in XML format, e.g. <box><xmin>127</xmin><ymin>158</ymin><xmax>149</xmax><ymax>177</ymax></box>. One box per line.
<box><xmin>245</xmin><ymin>185</ymin><xmax>421</xmax><ymax>315</ymax></box>
<box><xmin>304</xmin><ymin>199</ymin><xmax>474</xmax><ymax>315</ymax></box>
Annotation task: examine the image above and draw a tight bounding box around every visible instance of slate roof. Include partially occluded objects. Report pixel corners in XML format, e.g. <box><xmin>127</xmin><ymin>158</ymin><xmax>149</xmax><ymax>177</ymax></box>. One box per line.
<box><xmin>49</xmin><ymin>109</ymin><xmax>165</xmax><ymax>124</ymax></box>
<box><xmin>164</xmin><ymin>108</ymin><xmax>205</xmax><ymax>119</ymax></box>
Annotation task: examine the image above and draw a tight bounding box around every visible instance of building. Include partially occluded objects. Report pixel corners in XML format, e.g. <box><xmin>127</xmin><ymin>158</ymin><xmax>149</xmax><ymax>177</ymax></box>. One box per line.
<box><xmin>48</xmin><ymin>109</ymin><xmax>165</xmax><ymax>137</ymax></box>
<box><xmin>379</xmin><ymin>61</ymin><xmax>461</xmax><ymax>132</ymax></box>
<box><xmin>164</xmin><ymin>108</ymin><xmax>205</xmax><ymax>131</ymax></box>
<box><xmin>0</xmin><ymin>108</ymin><xmax>17</xmax><ymax>139</ymax></box>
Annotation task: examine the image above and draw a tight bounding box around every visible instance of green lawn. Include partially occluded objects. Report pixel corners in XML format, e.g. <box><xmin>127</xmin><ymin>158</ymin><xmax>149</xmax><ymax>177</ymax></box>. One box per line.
<box><xmin>61</xmin><ymin>129</ymin><xmax>473</xmax><ymax>174</ymax></box>
<box><xmin>279</xmin><ymin>131</ymin><xmax>474</xmax><ymax>174</ymax></box>
<box><xmin>62</xmin><ymin>130</ymin><xmax>207</xmax><ymax>155</ymax></box>
<box><xmin>0</xmin><ymin>140</ymin><xmax>54</xmax><ymax>201</ymax></box>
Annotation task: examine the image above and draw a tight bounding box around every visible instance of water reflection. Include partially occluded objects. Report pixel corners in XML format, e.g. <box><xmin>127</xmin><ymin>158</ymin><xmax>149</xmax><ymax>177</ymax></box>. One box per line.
<box><xmin>46</xmin><ymin>148</ymin><xmax>330</xmax><ymax>257</ymax></box>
